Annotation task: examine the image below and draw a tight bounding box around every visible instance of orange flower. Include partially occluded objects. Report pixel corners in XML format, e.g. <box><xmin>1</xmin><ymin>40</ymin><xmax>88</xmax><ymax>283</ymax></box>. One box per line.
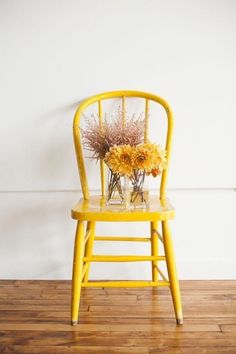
<box><xmin>151</xmin><ymin>168</ymin><xmax>161</xmax><ymax>177</ymax></box>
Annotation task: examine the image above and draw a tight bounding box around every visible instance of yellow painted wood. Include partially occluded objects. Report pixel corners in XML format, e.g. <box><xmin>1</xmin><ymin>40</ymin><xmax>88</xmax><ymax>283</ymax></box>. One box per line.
<box><xmin>98</xmin><ymin>100</ymin><xmax>106</xmax><ymax>196</ymax></box>
<box><xmin>151</xmin><ymin>221</ymin><xmax>158</xmax><ymax>282</ymax></box>
<box><xmin>95</xmin><ymin>236</ymin><xmax>151</xmax><ymax>242</ymax></box>
<box><xmin>71</xmin><ymin>221</ymin><xmax>85</xmax><ymax>325</ymax></box>
<box><xmin>72</xmin><ymin>195</ymin><xmax>175</xmax><ymax>222</ymax></box>
<box><xmin>82</xmin><ymin>263</ymin><xmax>89</xmax><ymax>279</ymax></box>
<box><xmin>157</xmin><ymin>231</ymin><xmax>163</xmax><ymax>243</ymax></box>
<box><xmin>81</xmin><ymin>280</ymin><xmax>170</xmax><ymax>288</ymax></box>
<box><xmin>155</xmin><ymin>265</ymin><xmax>168</xmax><ymax>282</ymax></box>
<box><xmin>73</xmin><ymin>128</ymin><xmax>90</xmax><ymax>200</ymax></box>
<box><xmin>84</xmin><ymin>255</ymin><xmax>166</xmax><ymax>262</ymax></box>
<box><xmin>144</xmin><ymin>98</ymin><xmax>149</xmax><ymax>143</ymax></box>
<box><xmin>162</xmin><ymin>220</ymin><xmax>183</xmax><ymax>325</ymax></box>
<box><xmin>84</xmin><ymin>228</ymin><xmax>93</xmax><ymax>245</ymax></box>
<box><xmin>98</xmin><ymin>100</ymin><xmax>102</xmax><ymax>125</ymax></box>
<box><xmin>83</xmin><ymin>221</ymin><xmax>95</xmax><ymax>283</ymax></box>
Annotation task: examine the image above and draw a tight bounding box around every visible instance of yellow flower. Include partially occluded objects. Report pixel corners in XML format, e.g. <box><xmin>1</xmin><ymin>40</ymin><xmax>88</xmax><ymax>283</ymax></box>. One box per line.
<box><xmin>131</xmin><ymin>144</ymin><xmax>151</xmax><ymax>171</ymax></box>
<box><xmin>132</xmin><ymin>143</ymin><xmax>167</xmax><ymax>173</ymax></box>
<box><xmin>105</xmin><ymin>145</ymin><xmax>134</xmax><ymax>176</ymax></box>
<box><xmin>105</xmin><ymin>143</ymin><xmax>167</xmax><ymax>177</ymax></box>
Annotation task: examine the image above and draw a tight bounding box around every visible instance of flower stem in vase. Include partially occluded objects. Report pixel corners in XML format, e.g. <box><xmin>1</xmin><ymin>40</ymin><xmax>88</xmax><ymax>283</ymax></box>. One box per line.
<box><xmin>130</xmin><ymin>170</ymin><xmax>148</xmax><ymax>206</ymax></box>
<box><xmin>106</xmin><ymin>169</ymin><xmax>125</xmax><ymax>205</ymax></box>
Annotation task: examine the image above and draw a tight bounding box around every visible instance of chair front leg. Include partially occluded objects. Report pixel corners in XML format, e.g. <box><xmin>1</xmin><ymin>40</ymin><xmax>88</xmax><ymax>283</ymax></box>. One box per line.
<box><xmin>71</xmin><ymin>221</ymin><xmax>85</xmax><ymax>325</ymax></box>
<box><xmin>83</xmin><ymin>221</ymin><xmax>96</xmax><ymax>283</ymax></box>
<box><xmin>150</xmin><ymin>221</ymin><xmax>159</xmax><ymax>282</ymax></box>
<box><xmin>162</xmin><ymin>220</ymin><xmax>183</xmax><ymax>325</ymax></box>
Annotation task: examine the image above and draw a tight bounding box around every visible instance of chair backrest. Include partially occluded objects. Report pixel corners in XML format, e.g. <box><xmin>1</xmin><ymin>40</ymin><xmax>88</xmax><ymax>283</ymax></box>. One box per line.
<box><xmin>73</xmin><ymin>90</ymin><xmax>174</xmax><ymax>200</ymax></box>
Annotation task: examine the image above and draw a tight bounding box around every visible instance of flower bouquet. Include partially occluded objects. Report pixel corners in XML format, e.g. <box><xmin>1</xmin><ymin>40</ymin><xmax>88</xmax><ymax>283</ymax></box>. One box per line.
<box><xmin>81</xmin><ymin>110</ymin><xmax>167</xmax><ymax>208</ymax></box>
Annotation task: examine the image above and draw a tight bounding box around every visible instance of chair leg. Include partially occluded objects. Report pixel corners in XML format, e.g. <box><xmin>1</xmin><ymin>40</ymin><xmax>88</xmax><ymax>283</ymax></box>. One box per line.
<box><xmin>71</xmin><ymin>221</ymin><xmax>85</xmax><ymax>325</ymax></box>
<box><xmin>162</xmin><ymin>220</ymin><xmax>183</xmax><ymax>325</ymax></box>
<box><xmin>150</xmin><ymin>221</ymin><xmax>158</xmax><ymax>282</ymax></box>
<box><xmin>83</xmin><ymin>221</ymin><xmax>96</xmax><ymax>283</ymax></box>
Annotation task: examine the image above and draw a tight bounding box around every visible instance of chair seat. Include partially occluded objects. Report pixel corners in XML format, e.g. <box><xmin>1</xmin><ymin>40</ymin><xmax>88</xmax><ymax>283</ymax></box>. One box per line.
<box><xmin>71</xmin><ymin>195</ymin><xmax>175</xmax><ymax>222</ymax></box>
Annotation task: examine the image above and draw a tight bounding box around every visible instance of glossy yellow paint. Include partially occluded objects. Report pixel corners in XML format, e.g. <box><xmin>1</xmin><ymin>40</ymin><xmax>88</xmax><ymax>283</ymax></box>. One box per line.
<box><xmin>71</xmin><ymin>221</ymin><xmax>85</xmax><ymax>325</ymax></box>
<box><xmin>144</xmin><ymin>98</ymin><xmax>149</xmax><ymax>143</ymax></box>
<box><xmin>151</xmin><ymin>221</ymin><xmax>159</xmax><ymax>282</ymax></box>
<box><xmin>81</xmin><ymin>280</ymin><xmax>170</xmax><ymax>288</ymax></box>
<box><xmin>98</xmin><ymin>100</ymin><xmax>105</xmax><ymax>196</ymax></box>
<box><xmin>83</xmin><ymin>221</ymin><xmax>95</xmax><ymax>283</ymax></box>
<box><xmin>71</xmin><ymin>195</ymin><xmax>175</xmax><ymax>222</ymax></box>
<box><xmin>84</xmin><ymin>255</ymin><xmax>166</xmax><ymax>262</ymax></box>
<box><xmin>71</xmin><ymin>90</ymin><xmax>182</xmax><ymax>326</ymax></box>
<box><xmin>155</xmin><ymin>265</ymin><xmax>169</xmax><ymax>282</ymax></box>
<box><xmin>162</xmin><ymin>220</ymin><xmax>183</xmax><ymax>324</ymax></box>
<box><xmin>94</xmin><ymin>236</ymin><xmax>151</xmax><ymax>242</ymax></box>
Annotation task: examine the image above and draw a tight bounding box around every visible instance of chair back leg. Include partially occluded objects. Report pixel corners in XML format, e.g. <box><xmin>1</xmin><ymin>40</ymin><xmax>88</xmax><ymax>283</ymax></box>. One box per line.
<box><xmin>162</xmin><ymin>220</ymin><xmax>183</xmax><ymax>324</ymax></box>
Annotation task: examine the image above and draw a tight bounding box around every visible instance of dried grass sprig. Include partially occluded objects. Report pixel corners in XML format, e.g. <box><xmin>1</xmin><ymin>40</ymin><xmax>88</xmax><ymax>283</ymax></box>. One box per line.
<box><xmin>81</xmin><ymin>110</ymin><xmax>144</xmax><ymax>160</ymax></box>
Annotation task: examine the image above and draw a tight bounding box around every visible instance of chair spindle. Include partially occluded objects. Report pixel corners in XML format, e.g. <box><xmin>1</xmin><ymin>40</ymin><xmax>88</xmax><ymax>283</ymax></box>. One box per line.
<box><xmin>144</xmin><ymin>98</ymin><xmax>149</xmax><ymax>143</ymax></box>
<box><xmin>98</xmin><ymin>100</ymin><xmax>105</xmax><ymax>196</ymax></box>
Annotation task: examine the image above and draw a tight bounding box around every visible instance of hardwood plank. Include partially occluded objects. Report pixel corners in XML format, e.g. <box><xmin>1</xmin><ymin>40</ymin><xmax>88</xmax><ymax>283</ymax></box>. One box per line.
<box><xmin>0</xmin><ymin>280</ymin><xmax>71</xmax><ymax>287</ymax></box>
<box><xmin>0</xmin><ymin>322</ymin><xmax>220</xmax><ymax>332</ymax></box>
<box><xmin>0</xmin><ymin>291</ymin><xmax>140</xmax><ymax>299</ymax></box>
<box><xmin>0</xmin><ymin>329</ymin><xmax>223</xmax><ymax>340</ymax></box>
<box><xmin>0</xmin><ymin>305</ymin><xmax>69</xmax><ymax>311</ymax></box>
<box><xmin>1</xmin><ymin>345</ymin><xmax>235</xmax><ymax>354</ymax></box>
<box><xmin>84</xmin><ymin>311</ymin><xmax>236</xmax><ymax>319</ymax></box>
<box><xmin>0</xmin><ymin>346</ymin><xmax>149</xmax><ymax>354</ymax></box>
<box><xmin>221</xmin><ymin>325</ymin><xmax>236</xmax><ymax>332</ymax></box>
<box><xmin>178</xmin><ymin>280</ymin><xmax>236</xmax><ymax>289</ymax></box>
<box><xmin>137</xmin><ymin>292</ymin><xmax>236</xmax><ymax>300</ymax></box>
<box><xmin>150</xmin><ymin>348</ymin><xmax>236</xmax><ymax>354</ymax></box>
<box><xmin>2</xmin><ymin>330</ymin><xmax>236</xmax><ymax>345</ymax></box>
<box><xmin>89</xmin><ymin>303</ymin><xmax>236</xmax><ymax>317</ymax></box>
<box><xmin>0</xmin><ymin>299</ymin><xmax>88</xmax><ymax>311</ymax></box>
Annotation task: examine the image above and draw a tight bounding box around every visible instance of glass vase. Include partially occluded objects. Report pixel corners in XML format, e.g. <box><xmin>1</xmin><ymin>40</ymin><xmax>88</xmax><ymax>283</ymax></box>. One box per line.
<box><xmin>129</xmin><ymin>169</ymin><xmax>149</xmax><ymax>208</ymax></box>
<box><xmin>106</xmin><ymin>169</ymin><xmax>129</xmax><ymax>206</ymax></box>
<box><xmin>106</xmin><ymin>168</ymin><xmax>149</xmax><ymax>209</ymax></box>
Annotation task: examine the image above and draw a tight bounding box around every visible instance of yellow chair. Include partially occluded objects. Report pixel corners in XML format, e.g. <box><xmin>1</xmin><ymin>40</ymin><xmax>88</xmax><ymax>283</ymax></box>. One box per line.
<box><xmin>71</xmin><ymin>90</ymin><xmax>183</xmax><ymax>325</ymax></box>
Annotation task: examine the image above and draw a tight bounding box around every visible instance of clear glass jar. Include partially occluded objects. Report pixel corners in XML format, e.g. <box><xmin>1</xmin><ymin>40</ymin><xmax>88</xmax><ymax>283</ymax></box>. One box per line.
<box><xmin>129</xmin><ymin>169</ymin><xmax>149</xmax><ymax>209</ymax></box>
<box><xmin>106</xmin><ymin>168</ymin><xmax>149</xmax><ymax>209</ymax></box>
<box><xmin>106</xmin><ymin>169</ymin><xmax>130</xmax><ymax>207</ymax></box>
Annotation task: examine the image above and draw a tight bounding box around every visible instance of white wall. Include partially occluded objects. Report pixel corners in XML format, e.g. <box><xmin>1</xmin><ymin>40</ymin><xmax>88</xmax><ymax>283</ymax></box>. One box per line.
<box><xmin>0</xmin><ymin>0</ymin><xmax>235</xmax><ymax>279</ymax></box>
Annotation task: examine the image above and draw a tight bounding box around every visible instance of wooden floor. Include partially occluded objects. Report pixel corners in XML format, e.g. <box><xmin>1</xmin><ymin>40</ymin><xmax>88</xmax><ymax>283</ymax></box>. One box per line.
<box><xmin>0</xmin><ymin>280</ymin><xmax>236</xmax><ymax>354</ymax></box>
